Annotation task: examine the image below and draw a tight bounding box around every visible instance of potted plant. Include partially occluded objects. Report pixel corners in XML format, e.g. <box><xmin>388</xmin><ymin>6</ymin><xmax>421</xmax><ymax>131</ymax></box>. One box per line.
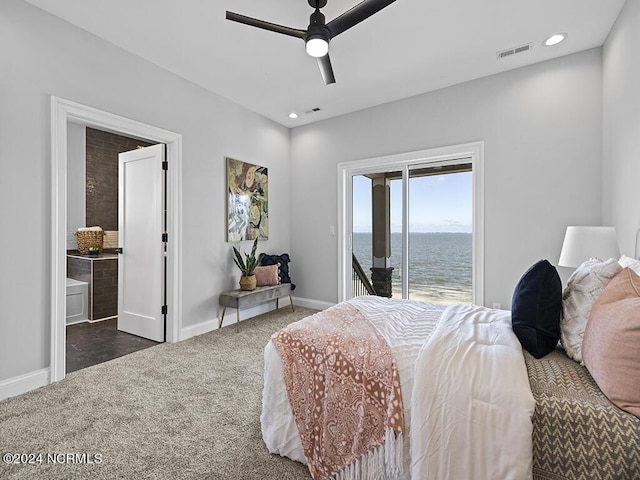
<box><xmin>232</xmin><ymin>237</ymin><xmax>264</xmax><ymax>291</ymax></box>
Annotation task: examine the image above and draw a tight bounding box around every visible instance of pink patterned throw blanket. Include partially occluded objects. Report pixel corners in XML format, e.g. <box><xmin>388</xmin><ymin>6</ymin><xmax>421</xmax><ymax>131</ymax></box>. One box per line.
<box><xmin>271</xmin><ymin>302</ymin><xmax>404</xmax><ymax>480</ymax></box>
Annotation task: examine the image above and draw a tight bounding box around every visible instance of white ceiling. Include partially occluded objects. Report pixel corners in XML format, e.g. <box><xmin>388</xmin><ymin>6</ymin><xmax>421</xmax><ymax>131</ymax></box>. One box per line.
<box><xmin>24</xmin><ymin>0</ymin><xmax>626</xmax><ymax>128</ymax></box>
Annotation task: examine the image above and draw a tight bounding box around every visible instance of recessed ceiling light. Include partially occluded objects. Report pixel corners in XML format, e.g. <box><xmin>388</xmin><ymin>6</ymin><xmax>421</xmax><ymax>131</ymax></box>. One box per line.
<box><xmin>288</xmin><ymin>112</ymin><xmax>298</xmax><ymax>119</ymax></box>
<box><xmin>543</xmin><ymin>33</ymin><xmax>567</xmax><ymax>47</ymax></box>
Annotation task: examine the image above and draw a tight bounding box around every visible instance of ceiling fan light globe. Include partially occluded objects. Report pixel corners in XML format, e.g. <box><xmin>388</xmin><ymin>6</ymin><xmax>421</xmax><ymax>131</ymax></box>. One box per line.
<box><xmin>306</xmin><ymin>37</ymin><xmax>329</xmax><ymax>57</ymax></box>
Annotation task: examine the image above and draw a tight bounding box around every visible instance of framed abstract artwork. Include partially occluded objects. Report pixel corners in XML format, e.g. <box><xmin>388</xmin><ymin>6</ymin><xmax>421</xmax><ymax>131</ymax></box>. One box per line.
<box><xmin>226</xmin><ymin>157</ymin><xmax>269</xmax><ymax>242</ymax></box>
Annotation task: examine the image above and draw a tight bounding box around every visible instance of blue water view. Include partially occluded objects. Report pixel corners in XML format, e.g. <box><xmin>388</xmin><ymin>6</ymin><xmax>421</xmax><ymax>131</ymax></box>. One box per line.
<box><xmin>353</xmin><ymin>232</ymin><xmax>472</xmax><ymax>304</ymax></box>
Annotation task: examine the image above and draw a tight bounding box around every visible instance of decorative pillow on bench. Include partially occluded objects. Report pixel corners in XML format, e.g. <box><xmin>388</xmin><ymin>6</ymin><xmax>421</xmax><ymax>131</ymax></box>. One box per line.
<box><xmin>260</xmin><ymin>253</ymin><xmax>296</xmax><ymax>291</ymax></box>
<box><xmin>254</xmin><ymin>264</ymin><xmax>280</xmax><ymax>287</ymax></box>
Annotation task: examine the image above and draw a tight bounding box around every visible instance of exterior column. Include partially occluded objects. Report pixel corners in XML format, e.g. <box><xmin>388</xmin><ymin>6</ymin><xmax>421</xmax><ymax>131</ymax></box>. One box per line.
<box><xmin>371</xmin><ymin>177</ymin><xmax>393</xmax><ymax>297</ymax></box>
<box><xmin>370</xmin><ymin>267</ymin><xmax>393</xmax><ymax>297</ymax></box>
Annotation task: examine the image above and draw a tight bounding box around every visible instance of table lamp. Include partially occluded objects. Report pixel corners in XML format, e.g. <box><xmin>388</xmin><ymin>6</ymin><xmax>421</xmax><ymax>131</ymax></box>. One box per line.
<box><xmin>558</xmin><ymin>226</ymin><xmax>620</xmax><ymax>268</ymax></box>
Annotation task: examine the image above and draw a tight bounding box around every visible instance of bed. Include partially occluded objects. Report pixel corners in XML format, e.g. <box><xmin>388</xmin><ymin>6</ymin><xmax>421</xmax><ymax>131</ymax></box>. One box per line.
<box><xmin>261</xmin><ymin>260</ymin><xmax>640</xmax><ymax>480</ymax></box>
<box><xmin>525</xmin><ymin>348</ymin><xmax>640</xmax><ymax>479</ymax></box>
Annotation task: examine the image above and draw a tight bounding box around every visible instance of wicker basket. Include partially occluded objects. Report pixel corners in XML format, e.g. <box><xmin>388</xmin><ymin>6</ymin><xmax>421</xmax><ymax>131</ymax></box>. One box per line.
<box><xmin>75</xmin><ymin>229</ymin><xmax>105</xmax><ymax>255</ymax></box>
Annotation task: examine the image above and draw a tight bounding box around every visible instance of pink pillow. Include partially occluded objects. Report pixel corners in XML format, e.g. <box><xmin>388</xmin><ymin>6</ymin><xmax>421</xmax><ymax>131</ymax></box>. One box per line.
<box><xmin>582</xmin><ymin>268</ymin><xmax>640</xmax><ymax>417</ymax></box>
<box><xmin>254</xmin><ymin>264</ymin><xmax>280</xmax><ymax>287</ymax></box>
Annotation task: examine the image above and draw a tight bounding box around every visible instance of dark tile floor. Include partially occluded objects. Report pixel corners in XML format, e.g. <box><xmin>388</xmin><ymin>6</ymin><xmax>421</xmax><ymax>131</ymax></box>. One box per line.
<box><xmin>66</xmin><ymin>319</ymin><xmax>159</xmax><ymax>373</ymax></box>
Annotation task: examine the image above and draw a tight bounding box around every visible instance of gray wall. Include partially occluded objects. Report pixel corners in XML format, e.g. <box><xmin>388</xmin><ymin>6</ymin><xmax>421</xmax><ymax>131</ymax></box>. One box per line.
<box><xmin>603</xmin><ymin>0</ymin><xmax>640</xmax><ymax>256</ymax></box>
<box><xmin>0</xmin><ymin>0</ymin><xmax>290</xmax><ymax>382</ymax></box>
<box><xmin>290</xmin><ymin>49</ymin><xmax>604</xmax><ymax>309</ymax></box>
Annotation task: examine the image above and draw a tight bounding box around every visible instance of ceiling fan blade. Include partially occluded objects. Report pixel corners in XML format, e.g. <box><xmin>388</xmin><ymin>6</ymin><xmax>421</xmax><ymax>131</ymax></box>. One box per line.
<box><xmin>226</xmin><ymin>11</ymin><xmax>306</xmax><ymax>39</ymax></box>
<box><xmin>317</xmin><ymin>54</ymin><xmax>336</xmax><ymax>85</ymax></box>
<box><xmin>326</xmin><ymin>0</ymin><xmax>397</xmax><ymax>38</ymax></box>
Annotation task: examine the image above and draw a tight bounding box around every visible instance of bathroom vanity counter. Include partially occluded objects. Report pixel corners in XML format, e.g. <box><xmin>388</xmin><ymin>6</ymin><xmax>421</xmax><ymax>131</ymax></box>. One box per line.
<box><xmin>67</xmin><ymin>251</ymin><xmax>118</xmax><ymax>260</ymax></box>
<box><xmin>67</xmin><ymin>252</ymin><xmax>118</xmax><ymax>321</ymax></box>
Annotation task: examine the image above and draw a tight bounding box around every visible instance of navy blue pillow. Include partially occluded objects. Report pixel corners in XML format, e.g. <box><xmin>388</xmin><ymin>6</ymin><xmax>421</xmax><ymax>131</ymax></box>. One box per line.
<box><xmin>511</xmin><ymin>259</ymin><xmax>562</xmax><ymax>359</ymax></box>
<box><xmin>260</xmin><ymin>253</ymin><xmax>296</xmax><ymax>291</ymax></box>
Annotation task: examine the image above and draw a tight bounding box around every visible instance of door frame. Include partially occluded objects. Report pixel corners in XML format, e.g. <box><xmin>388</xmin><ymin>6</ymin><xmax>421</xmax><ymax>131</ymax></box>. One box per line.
<box><xmin>337</xmin><ymin>141</ymin><xmax>484</xmax><ymax>305</ymax></box>
<box><xmin>50</xmin><ymin>96</ymin><xmax>183</xmax><ymax>383</ymax></box>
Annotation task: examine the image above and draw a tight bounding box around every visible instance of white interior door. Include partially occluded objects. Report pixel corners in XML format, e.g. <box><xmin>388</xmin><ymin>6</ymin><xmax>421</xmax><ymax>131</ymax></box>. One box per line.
<box><xmin>118</xmin><ymin>144</ymin><xmax>166</xmax><ymax>342</ymax></box>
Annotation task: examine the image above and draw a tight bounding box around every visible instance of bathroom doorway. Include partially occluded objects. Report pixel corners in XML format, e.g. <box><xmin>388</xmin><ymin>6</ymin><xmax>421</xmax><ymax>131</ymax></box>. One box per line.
<box><xmin>65</xmin><ymin>127</ymin><xmax>162</xmax><ymax>373</ymax></box>
<box><xmin>51</xmin><ymin>96</ymin><xmax>183</xmax><ymax>383</ymax></box>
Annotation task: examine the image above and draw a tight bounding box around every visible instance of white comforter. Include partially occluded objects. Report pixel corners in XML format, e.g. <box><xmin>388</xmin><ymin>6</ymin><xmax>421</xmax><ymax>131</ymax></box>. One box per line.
<box><xmin>261</xmin><ymin>298</ymin><xmax>535</xmax><ymax>480</ymax></box>
<box><xmin>410</xmin><ymin>304</ymin><xmax>535</xmax><ymax>480</ymax></box>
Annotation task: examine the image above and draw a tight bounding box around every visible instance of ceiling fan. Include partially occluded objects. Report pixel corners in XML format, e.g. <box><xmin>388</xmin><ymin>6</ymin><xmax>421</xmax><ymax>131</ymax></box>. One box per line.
<box><xmin>226</xmin><ymin>0</ymin><xmax>397</xmax><ymax>85</ymax></box>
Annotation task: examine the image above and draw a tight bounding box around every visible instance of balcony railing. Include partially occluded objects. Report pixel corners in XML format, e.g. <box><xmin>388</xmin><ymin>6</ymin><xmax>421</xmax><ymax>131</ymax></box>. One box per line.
<box><xmin>352</xmin><ymin>253</ymin><xmax>377</xmax><ymax>296</ymax></box>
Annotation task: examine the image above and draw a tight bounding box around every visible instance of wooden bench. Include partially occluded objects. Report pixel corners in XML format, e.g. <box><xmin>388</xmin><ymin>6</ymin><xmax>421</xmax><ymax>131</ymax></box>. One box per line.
<box><xmin>219</xmin><ymin>283</ymin><xmax>294</xmax><ymax>332</ymax></box>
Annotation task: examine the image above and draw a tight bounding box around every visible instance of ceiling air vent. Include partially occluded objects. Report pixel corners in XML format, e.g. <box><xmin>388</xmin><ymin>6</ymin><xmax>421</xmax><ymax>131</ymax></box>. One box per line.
<box><xmin>305</xmin><ymin>107</ymin><xmax>321</xmax><ymax>114</ymax></box>
<box><xmin>496</xmin><ymin>42</ymin><xmax>533</xmax><ymax>60</ymax></box>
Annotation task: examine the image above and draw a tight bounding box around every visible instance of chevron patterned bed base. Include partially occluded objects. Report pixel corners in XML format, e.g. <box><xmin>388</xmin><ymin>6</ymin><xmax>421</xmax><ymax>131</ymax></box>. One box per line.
<box><xmin>524</xmin><ymin>348</ymin><xmax>640</xmax><ymax>480</ymax></box>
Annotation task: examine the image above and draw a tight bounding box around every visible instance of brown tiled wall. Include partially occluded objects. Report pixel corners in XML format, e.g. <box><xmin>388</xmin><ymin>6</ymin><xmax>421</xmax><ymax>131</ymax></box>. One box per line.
<box><xmin>67</xmin><ymin>256</ymin><xmax>91</xmax><ymax>285</ymax></box>
<box><xmin>85</xmin><ymin>128</ymin><xmax>154</xmax><ymax>230</ymax></box>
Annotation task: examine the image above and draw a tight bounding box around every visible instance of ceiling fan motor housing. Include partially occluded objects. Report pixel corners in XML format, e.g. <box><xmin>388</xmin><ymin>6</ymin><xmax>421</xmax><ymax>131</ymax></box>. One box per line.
<box><xmin>306</xmin><ymin>10</ymin><xmax>331</xmax><ymax>45</ymax></box>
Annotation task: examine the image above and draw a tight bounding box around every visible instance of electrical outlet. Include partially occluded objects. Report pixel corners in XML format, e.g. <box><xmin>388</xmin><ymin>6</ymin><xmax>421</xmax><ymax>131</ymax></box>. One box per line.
<box><xmin>492</xmin><ymin>303</ymin><xmax>501</xmax><ymax>309</ymax></box>
<box><xmin>329</xmin><ymin>225</ymin><xmax>335</xmax><ymax>236</ymax></box>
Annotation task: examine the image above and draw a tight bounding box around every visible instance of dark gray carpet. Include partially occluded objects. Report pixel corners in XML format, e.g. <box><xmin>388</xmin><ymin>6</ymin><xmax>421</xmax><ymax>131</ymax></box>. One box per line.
<box><xmin>0</xmin><ymin>307</ymin><xmax>317</xmax><ymax>479</ymax></box>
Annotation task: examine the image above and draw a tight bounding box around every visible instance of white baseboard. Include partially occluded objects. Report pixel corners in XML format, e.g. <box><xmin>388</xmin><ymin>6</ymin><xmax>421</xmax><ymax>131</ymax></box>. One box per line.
<box><xmin>0</xmin><ymin>368</ymin><xmax>50</xmax><ymax>401</ymax></box>
<box><xmin>292</xmin><ymin>296</ymin><xmax>334</xmax><ymax>311</ymax></box>
<box><xmin>178</xmin><ymin>318</ymin><xmax>217</xmax><ymax>341</ymax></box>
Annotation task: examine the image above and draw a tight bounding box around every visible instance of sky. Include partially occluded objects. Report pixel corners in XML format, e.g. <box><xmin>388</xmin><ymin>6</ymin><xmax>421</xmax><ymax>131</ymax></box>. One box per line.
<box><xmin>352</xmin><ymin>171</ymin><xmax>472</xmax><ymax>233</ymax></box>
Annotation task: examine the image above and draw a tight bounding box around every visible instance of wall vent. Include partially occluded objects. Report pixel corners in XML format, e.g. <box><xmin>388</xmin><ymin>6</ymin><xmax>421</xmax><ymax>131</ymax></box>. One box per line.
<box><xmin>496</xmin><ymin>42</ymin><xmax>533</xmax><ymax>60</ymax></box>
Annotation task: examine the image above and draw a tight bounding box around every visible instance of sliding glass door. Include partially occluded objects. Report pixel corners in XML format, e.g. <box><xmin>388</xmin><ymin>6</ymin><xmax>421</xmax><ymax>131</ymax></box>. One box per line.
<box><xmin>349</xmin><ymin>160</ymin><xmax>473</xmax><ymax>305</ymax></box>
<box><xmin>407</xmin><ymin>166</ymin><xmax>472</xmax><ymax>304</ymax></box>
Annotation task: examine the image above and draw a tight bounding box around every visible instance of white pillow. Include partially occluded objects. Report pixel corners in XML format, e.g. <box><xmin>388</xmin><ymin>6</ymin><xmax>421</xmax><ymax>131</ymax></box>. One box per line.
<box><xmin>560</xmin><ymin>258</ymin><xmax>622</xmax><ymax>363</ymax></box>
<box><xmin>619</xmin><ymin>255</ymin><xmax>640</xmax><ymax>276</ymax></box>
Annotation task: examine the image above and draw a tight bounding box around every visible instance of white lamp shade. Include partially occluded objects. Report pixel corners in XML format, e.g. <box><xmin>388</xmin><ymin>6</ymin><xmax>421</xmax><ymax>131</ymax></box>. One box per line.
<box><xmin>558</xmin><ymin>226</ymin><xmax>620</xmax><ymax>268</ymax></box>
